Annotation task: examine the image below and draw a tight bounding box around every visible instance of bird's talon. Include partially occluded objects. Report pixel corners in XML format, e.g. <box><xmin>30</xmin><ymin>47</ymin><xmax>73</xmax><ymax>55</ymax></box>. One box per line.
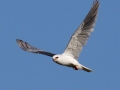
<box><xmin>73</xmin><ymin>66</ymin><xmax>78</xmax><ymax>70</ymax></box>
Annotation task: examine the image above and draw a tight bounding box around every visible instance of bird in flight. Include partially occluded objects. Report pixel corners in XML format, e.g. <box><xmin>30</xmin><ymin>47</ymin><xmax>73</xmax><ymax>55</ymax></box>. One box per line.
<box><xmin>16</xmin><ymin>0</ymin><xmax>100</xmax><ymax>72</ymax></box>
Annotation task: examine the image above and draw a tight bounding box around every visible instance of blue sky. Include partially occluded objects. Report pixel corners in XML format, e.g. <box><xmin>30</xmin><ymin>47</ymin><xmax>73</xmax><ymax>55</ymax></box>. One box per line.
<box><xmin>0</xmin><ymin>0</ymin><xmax>120</xmax><ymax>90</ymax></box>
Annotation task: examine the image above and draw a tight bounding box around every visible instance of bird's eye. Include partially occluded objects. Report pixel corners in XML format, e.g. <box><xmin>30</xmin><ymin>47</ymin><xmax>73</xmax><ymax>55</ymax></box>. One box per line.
<box><xmin>55</xmin><ymin>57</ymin><xmax>59</xmax><ymax>59</ymax></box>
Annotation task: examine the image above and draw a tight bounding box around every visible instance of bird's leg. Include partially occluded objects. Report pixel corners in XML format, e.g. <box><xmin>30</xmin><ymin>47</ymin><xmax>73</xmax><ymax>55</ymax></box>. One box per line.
<box><xmin>73</xmin><ymin>65</ymin><xmax>79</xmax><ymax>70</ymax></box>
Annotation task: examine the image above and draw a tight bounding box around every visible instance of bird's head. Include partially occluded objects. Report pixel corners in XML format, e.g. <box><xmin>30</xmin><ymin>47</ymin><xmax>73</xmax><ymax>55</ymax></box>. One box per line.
<box><xmin>52</xmin><ymin>55</ymin><xmax>61</xmax><ymax>62</ymax></box>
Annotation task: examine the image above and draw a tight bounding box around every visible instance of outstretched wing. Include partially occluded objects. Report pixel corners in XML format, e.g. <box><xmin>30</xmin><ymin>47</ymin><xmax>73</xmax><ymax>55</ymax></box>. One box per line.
<box><xmin>16</xmin><ymin>39</ymin><xmax>56</xmax><ymax>57</ymax></box>
<box><xmin>64</xmin><ymin>0</ymin><xmax>100</xmax><ymax>60</ymax></box>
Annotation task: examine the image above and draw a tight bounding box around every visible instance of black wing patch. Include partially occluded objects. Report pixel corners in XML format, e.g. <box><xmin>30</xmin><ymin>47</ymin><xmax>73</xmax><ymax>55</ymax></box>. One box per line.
<box><xmin>16</xmin><ymin>39</ymin><xmax>56</xmax><ymax>57</ymax></box>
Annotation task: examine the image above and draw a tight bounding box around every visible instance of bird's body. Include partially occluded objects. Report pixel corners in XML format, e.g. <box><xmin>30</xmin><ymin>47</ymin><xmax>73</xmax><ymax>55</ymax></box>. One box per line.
<box><xmin>16</xmin><ymin>0</ymin><xmax>100</xmax><ymax>72</ymax></box>
<box><xmin>52</xmin><ymin>54</ymin><xmax>91</xmax><ymax>71</ymax></box>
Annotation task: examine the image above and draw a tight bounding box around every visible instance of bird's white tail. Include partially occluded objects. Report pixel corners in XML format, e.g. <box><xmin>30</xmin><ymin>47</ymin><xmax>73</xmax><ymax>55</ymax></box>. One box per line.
<box><xmin>81</xmin><ymin>65</ymin><xmax>92</xmax><ymax>72</ymax></box>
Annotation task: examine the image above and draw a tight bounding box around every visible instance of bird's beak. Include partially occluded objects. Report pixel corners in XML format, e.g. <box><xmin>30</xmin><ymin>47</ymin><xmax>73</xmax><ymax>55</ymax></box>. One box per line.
<box><xmin>54</xmin><ymin>58</ymin><xmax>57</xmax><ymax>61</ymax></box>
<box><xmin>53</xmin><ymin>57</ymin><xmax>58</xmax><ymax>61</ymax></box>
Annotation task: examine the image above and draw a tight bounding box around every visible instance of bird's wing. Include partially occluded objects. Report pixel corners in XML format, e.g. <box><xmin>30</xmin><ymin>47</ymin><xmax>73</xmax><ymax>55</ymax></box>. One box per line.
<box><xmin>64</xmin><ymin>0</ymin><xmax>100</xmax><ymax>60</ymax></box>
<box><xmin>16</xmin><ymin>39</ymin><xmax>56</xmax><ymax>57</ymax></box>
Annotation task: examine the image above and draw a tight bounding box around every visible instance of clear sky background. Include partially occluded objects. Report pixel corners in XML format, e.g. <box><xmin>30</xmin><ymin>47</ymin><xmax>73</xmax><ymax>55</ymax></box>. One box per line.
<box><xmin>0</xmin><ymin>0</ymin><xmax>120</xmax><ymax>90</ymax></box>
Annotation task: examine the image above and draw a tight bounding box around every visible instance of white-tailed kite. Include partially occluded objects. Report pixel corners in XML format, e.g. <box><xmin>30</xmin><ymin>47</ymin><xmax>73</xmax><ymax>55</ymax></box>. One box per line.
<box><xmin>16</xmin><ymin>0</ymin><xmax>99</xmax><ymax>72</ymax></box>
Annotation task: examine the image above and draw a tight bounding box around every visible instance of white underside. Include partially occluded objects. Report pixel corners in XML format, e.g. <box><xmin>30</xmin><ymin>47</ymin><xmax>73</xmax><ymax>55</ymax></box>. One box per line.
<box><xmin>53</xmin><ymin>53</ymin><xmax>83</xmax><ymax>69</ymax></box>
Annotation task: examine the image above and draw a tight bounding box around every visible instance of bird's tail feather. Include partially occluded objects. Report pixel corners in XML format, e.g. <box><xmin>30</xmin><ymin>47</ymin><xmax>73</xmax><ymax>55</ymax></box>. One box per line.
<box><xmin>81</xmin><ymin>65</ymin><xmax>92</xmax><ymax>72</ymax></box>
